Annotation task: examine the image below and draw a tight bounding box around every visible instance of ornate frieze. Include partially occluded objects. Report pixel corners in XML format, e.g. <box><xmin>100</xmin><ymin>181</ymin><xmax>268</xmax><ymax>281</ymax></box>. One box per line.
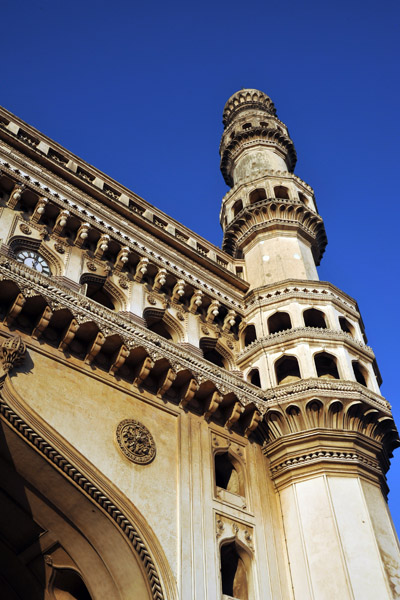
<box><xmin>237</xmin><ymin>327</ymin><xmax>374</xmax><ymax>362</ymax></box>
<box><xmin>0</xmin><ymin>256</ymin><xmax>266</xmax><ymax>414</ymax></box>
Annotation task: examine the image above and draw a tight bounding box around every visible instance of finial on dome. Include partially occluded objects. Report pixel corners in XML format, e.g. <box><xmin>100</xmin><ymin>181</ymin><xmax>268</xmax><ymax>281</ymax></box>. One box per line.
<box><xmin>222</xmin><ymin>89</ymin><xmax>277</xmax><ymax>128</ymax></box>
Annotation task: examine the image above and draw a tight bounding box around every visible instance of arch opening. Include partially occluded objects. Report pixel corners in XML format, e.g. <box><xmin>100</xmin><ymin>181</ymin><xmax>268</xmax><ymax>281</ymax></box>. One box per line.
<box><xmin>243</xmin><ymin>324</ymin><xmax>257</xmax><ymax>347</ymax></box>
<box><xmin>268</xmin><ymin>312</ymin><xmax>292</xmax><ymax>335</ymax></box>
<box><xmin>220</xmin><ymin>542</ymin><xmax>249</xmax><ymax>600</ymax></box>
<box><xmin>249</xmin><ymin>188</ymin><xmax>266</xmax><ymax>205</ymax></box>
<box><xmin>275</xmin><ymin>355</ymin><xmax>301</xmax><ymax>385</ymax></box>
<box><xmin>339</xmin><ymin>316</ymin><xmax>354</xmax><ymax>337</ymax></box>
<box><xmin>315</xmin><ymin>352</ymin><xmax>339</xmax><ymax>379</ymax></box>
<box><xmin>274</xmin><ymin>185</ymin><xmax>289</xmax><ymax>200</ymax></box>
<box><xmin>248</xmin><ymin>368</ymin><xmax>261</xmax><ymax>388</ymax></box>
<box><xmin>232</xmin><ymin>199</ymin><xmax>243</xmax><ymax>217</ymax></box>
<box><xmin>353</xmin><ymin>361</ymin><xmax>368</xmax><ymax>387</ymax></box>
<box><xmin>304</xmin><ymin>308</ymin><xmax>326</xmax><ymax>329</ymax></box>
<box><xmin>215</xmin><ymin>453</ymin><xmax>242</xmax><ymax>495</ymax></box>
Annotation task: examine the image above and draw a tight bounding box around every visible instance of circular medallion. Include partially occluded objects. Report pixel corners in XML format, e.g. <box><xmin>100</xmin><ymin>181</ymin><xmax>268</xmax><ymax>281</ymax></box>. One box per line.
<box><xmin>116</xmin><ymin>419</ymin><xmax>156</xmax><ymax>464</ymax></box>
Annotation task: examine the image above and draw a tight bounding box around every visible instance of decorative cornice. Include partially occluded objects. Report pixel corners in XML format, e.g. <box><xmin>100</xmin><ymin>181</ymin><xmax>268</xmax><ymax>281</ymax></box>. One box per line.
<box><xmin>244</xmin><ymin>280</ymin><xmax>359</xmax><ymax>316</ymax></box>
<box><xmin>237</xmin><ymin>327</ymin><xmax>374</xmax><ymax>362</ymax></box>
<box><xmin>221</xmin><ymin>169</ymin><xmax>315</xmax><ymax>203</ymax></box>
<box><xmin>220</xmin><ymin>128</ymin><xmax>297</xmax><ymax>186</ymax></box>
<box><xmin>261</xmin><ymin>377</ymin><xmax>390</xmax><ymax>411</ymax></box>
<box><xmin>0</xmin><ymin>257</ymin><xmax>266</xmax><ymax>411</ymax></box>
<box><xmin>222</xmin><ymin>198</ymin><xmax>327</xmax><ymax>261</ymax></box>
<box><xmin>0</xmin><ymin>143</ymin><xmax>247</xmax><ymax>305</ymax></box>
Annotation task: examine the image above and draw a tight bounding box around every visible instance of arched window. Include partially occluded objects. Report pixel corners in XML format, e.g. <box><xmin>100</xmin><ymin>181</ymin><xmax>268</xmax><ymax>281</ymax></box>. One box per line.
<box><xmin>220</xmin><ymin>542</ymin><xmax>249</xmax><ymax>600</ymax></box>
<box><xmin>83</xmin><ymin>282</ymin><xmax>115</xmax><ymax>310</ymax></box>
<box><xmin>268</xmin><ymin>311</ymin><xmax>292</xmax><ymax>334</ymax></box>
<box><xmin>249</xmin><ymin>188</ymin><xmax>266</xmax><ymax>204</ymax></box>
<box><xmin>215</xmin><ymin>452</ymin><xmax>243</xmax><ymax>495</ymax></box>
<box><xmin>353</xmin><ymin>361</ymin><xmax>368</xmax><ymax>386</ymax></box>
<box><xmin>148</xmin><ymin>320</ymin><xmax>172</xmax><ymax>340</ymax></box>
<box><xmin>275</xmin><ymin>355</ymin><xmax>301</xmax><ymax>385</ymax></box>
<box><xmin>203</xmin><ymin>348</ymin><xmax>225</xmax><ymax>367</ymax></box>
<box><xmin>200</xmin><ymin>339</ymin><xmax>227</xmax><ymax>368</ymax></box>
<box><xmin>298</xmin><ymin>192</ymin><xmax>307</xmax><ymax>204</ymax></box>
<box><xmin>143</xmin><ymin>309</ymin><xmax>173</xmax><ymax>340</ymax></box>
<box><xmin>304</xmin><ymin>308</ymin><xmax>326</xmax><ymax>329</ymax></box>
<box><xmin>248</xmin><ymin>368</ymin><xmax>261</xmax><ymax>388</ymax></box>
<box><xmin>339</xmin><ymin>316</ymin><xmax>354</xmax><ymax>337</ymax></box>
<box><xmin>243</xmin><ymin>324</ymin><xmax>257</xmax><ymax>347</ymax></box>
<box><xmin>274</xmin><ymin>185</ymin><xmax>289</xmax><ymax>199</ymax></box>
<box><xmin>314</xmin><ymin>352</ymin><xmax>339</xmax><ymax>379</ymax></box>
<box><xmin>232</xmin><ymin>199</ymin><xmax>243</xmax><ymax>217</ymax></box>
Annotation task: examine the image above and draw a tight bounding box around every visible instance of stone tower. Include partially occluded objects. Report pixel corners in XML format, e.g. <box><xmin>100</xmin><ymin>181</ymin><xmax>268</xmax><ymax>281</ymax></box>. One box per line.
<box><xmin>219</xmin><ymin>89</ymin><xmax>400</xmax><ymax>598</ymax></box>
<box><xmin>0</xmin><ymin>89</ymin><xmax>398</xmax><ymax>600</ymax></box>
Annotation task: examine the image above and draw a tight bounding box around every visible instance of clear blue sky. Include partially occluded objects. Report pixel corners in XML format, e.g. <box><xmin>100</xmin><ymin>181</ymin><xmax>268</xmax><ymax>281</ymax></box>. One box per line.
<box><xmin>2</xmin><ymin>1</ymin><xmax>400</xmax><ymax>530</ymax></box>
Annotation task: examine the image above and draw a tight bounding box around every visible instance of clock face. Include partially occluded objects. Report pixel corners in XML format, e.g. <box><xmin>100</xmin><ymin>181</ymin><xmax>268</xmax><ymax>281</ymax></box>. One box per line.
<box><xmin>15</xmin><ymin>250</ymin><xmax>51</xmax><ymax>275</ymax></box>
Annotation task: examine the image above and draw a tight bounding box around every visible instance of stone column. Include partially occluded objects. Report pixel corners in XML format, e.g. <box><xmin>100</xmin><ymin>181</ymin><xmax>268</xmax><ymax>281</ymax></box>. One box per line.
<box><xmin>263</xmin><ymin>388</ymin><xmax>400</xmax><ymax>600</ymax></box>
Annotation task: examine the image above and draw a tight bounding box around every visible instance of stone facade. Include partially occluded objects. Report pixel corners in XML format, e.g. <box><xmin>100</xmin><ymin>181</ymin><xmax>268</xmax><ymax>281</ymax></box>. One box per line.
<box><xmin>0</xmin><ymin>89</ymin><xmax>398</xmax><ymax>599</ymax></box>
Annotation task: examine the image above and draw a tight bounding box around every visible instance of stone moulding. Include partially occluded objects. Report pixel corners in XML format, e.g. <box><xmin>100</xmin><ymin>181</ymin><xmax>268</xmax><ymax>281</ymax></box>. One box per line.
<box><xmin>245</xmin><ymin>280</ymin><xmax>358</xmax><ymax>314</ymax></box>
<box><xmin>0</xmin><ymin>375</ymin><xmax>168</xmax><ymax>600</ymax></box>
<box><xmin>0</xmin><ymin>257</ymin><xmax>266</xmax><ymax>412</ymax></box>
<box><xmin>0</xmin><ymin>154</ymin><xmax>244</xmax><ymax>309</ymax></box>
<box><xmin>237</xmin><ymin>327</ymin><xmax>374</xmax><ymax>362</ymax></box>
<box><xmin>262</xmin><ymin>394</ymin><xmax>399</xmax><ymax>492</ymax></box>
<box><xmin>0</xmin><ymin>255</ymin><xmax>392</xmax><ymax>416</ymax></box>
<box><xmin>223</xmin><ymin>198</ymin><xmax>327</xmax><ymax>261</ymax></box>
<box><xmin>221</xmin><ymin>168</ymin><xmax>315</xmax><ymax>203</ymax></box>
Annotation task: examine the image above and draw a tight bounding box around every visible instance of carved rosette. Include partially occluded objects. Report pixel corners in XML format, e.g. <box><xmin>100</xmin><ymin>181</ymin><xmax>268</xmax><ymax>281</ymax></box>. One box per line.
<box><xmin>0</xmin><ymin>335</ymin><xmax>26</xmax><ymax>374</ymax></box>
<box><xmin>116</xmin><ymin>419</ymin><xmax>156</xmax><ymax>464</ymax></box>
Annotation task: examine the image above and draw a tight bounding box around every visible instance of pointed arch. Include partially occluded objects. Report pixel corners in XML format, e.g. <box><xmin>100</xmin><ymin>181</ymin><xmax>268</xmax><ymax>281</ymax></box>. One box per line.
<box><xmin>0</xmin><ymin>375</ymin><xmax>177</xmax><ymax>600</ymax></box>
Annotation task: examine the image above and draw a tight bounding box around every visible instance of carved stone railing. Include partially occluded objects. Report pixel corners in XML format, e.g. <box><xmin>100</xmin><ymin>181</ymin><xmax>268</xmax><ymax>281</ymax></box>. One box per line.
<box><xmin>237</xmin><ymin>327</ymin><xmax>374</xmax><ymax>361</ymax></box>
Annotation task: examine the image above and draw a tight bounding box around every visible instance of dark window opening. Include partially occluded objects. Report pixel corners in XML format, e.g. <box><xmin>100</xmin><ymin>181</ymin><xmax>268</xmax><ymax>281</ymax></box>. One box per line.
<box><xmin>243</xmin><ymin>324</ymin><xmax>257</xmax><ymax>347</ymax></box>
<box><xmin>275</xmin><ymin>356</ymin><xmax>301</xmax><ymax>385</ymax></box>
<box><xmin>315</xmin><ymin>352</ymin><xmax>339</xmax><ymax>379</ymax></box>
<box><xmin>274</xmin><ymin>185</ymin><xmax>289</xmax><ymax>199</ymax></box>
<box><xmin>298</xmin><ymin>192</ymin><xmax>307</xmax><ymax>204</ymax></box>
<box><xmin>339</xmin><ymin>317</ymin><xmax>354</xmax><ymax>337</ymax></box>
<box><xmin>249</xmin><ymin>369</ymin><xmax>261</xmax><ymax>388</ymax></box>
<box><xmin>203</xmin><ymin>348</ymin><xmax>225</xmax><ymax>368</ymax></box>
<box><xmin>86</xmin><ymin>283</ymin><xmax>115</xmax><ymax>310</ymax></box>
<box><xmin>215</xmin><ymin>453</ymin><xmax>240</xmax><ymax>494</ymax></box>
<box><xmin>52</xmin><ymin>568</ymin><xmax>92</xmax><ymax>600</ymax></box>
<box><xmin>268</xmin><ymin>312</ymin><xmax>292</xmax><ymax>334</ymax></box>
<box><xmin>304</xmin><ymin>308</ymin><xmax>326</xmax><ymax>329</ymax></box>
<box><xmin>249</xmin><ymin>188</ymin><xmax>266</xmax><ymax>204</ymax></box>
<box><xmin>220</xmin><ymin>542</ymin><xmax>248</xmax><ymax>600</ymax></box>
<box><xmin>353</xmin><ymin>361</ymin><xmax>367</xmax><ymax>386</ymax></box>
<box><xmin>232</xmin><ymin>199</ymin><xmax>243</xmax><ymax>217</ymax></box>
<box><xmin>148</xmin><ymin>320</ymin><xmax>172</xmax><ymax>340</ymax></box>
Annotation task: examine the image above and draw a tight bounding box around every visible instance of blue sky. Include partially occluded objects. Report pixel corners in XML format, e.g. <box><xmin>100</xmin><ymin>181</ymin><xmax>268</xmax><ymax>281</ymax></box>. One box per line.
<box><xmin>2</xmin><ymin>1</ymin><xmax>400</xmax><ymax>530</ymax></box>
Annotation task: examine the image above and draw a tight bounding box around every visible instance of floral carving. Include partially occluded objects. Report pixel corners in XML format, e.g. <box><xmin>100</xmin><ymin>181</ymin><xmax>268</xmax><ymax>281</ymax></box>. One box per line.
<box><xmin>116</xmin><ymin>419</ymin><xmax>156</xmax><ymax>464</ymax></box>
<box><xmin>0</xmin><ymin>335</ymin><xmax>26</xmax><ymax>373</ymax></box>
<box><xmin>19</xmin><ymin>223</ymin><xmax>31</xmax><ymax>235</ymax></box>
<box><xmin>118</xmin><ymin>276</ymin><xmax>129</xmax><ymax>290</ymax></box>
<box><xmin>147</xmin><ymin>294</ymin><xmax>157</xmax><ymax>306</ymax></box>
<box><xmin>86</xmin><ymin>261</ymin><xmax>97</xmax><ymax>272</ymax></box>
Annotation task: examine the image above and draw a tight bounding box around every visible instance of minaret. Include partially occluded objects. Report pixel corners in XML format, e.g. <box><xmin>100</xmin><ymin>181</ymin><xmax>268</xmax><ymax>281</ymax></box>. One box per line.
<box><xmin>220</xmin><ymin>89</ymin><xmax>327</xmax><ymax>290</ymax></box>
<box><xmin>220</xmin><ymin>90</ymin><xmax>400</xmax><ymax>598</ymax></box>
